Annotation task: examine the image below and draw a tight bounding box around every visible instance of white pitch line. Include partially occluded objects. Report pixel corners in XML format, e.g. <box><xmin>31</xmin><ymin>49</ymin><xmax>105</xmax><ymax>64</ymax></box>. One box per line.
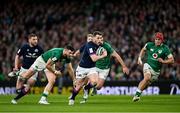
<box><xmin>0</xmin><ymin>111</ymin><xmax>180</xmax><ymax>113</ymax></box>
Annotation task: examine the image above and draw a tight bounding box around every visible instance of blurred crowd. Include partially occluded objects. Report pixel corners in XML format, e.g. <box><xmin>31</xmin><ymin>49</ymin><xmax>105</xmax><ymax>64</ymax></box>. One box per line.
<box><xmin>0</xmin><ymin>0</ymin><xmax>180</xmax><ymax>82</ymax></box>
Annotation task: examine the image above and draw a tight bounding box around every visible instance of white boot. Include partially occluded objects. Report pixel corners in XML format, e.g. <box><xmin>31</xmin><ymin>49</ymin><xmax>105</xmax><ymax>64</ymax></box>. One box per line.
<box><xmin>68</xmin><ymin>99</ymin><xmax>74</xmax><ymax>105</ymax></box>
<box><xmin>11</xmin><ymin>99</ymin><xmax>17</xmax><ymax>104</ymax></box>
<box><xmin>39</xmin><ymin>99</ymin><xmax>50</xmax><ymax>105</ymax></box>
<box><xmin>132</xmin><ymin>95</ymin><xmax>140</xmax><ymax>102</ymax></box>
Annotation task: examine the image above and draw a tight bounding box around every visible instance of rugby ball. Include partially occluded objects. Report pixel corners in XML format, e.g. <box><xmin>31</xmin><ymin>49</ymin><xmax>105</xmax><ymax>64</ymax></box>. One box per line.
<box><xmin>96</xmin><ymin>47</ymin><xmax>105</xmax><ymax>56</ymax></box>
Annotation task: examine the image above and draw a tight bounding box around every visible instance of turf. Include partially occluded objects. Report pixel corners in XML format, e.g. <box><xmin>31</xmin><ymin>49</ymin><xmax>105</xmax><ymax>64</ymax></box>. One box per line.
<box><xmin>0</xmin><ymin>94</ymin><xmax>180</xmax><ymax>112</ymax></box>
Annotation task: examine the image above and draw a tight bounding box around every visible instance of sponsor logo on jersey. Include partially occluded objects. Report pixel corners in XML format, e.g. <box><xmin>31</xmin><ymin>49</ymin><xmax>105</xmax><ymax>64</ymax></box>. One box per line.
<box><xmin>152</xmin><ymin>53</ymin><xmax>158</xmax><ymax>59</ymax></box>
<box><xmin>26</xmin><ymin>53</ymin><xmax>37</xmax><ymax>58</ymax></box>
<box><xmin>52</xmin><ymin>57</ymin><xmax>57</xmax><ymax>62</ymax></box>
<box><xmin>89</xmin><ymin>48</ymin><xmax>93</xmax><ymax>53</ymax></box>
<box><xmin>158</xmin><ymin>50</ymin><xmax>162</xmax><ymax>54</ymax></box>
<box><xmin>35</xmin><ymin>49</ymin><xmax>39</xmax><ymax>52</ymax></box>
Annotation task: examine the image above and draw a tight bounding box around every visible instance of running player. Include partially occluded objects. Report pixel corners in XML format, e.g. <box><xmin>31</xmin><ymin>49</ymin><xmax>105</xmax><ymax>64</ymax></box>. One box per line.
<box><xmin>133</xmin><ymin>32</ymin><xmax>174</xmax><ymax>102</ymax></box>
<box><xmin>68</xmin><ymin>31</ymin><xmax>107</xmax><ymax>105</ymax></box>
<box><xmin>17</xmin><ymin>44</ymin><xmax>75</xmax><ymax>104</ymax></box>
<box><xmin>80</xmin><ymin>39</ymin><xmax>129</xmax><ymax>103</ymax></box>
<box><xmin>10</xmin><ymin>33</ymin><xmax>44</xmax><ymax>104</ymax></box>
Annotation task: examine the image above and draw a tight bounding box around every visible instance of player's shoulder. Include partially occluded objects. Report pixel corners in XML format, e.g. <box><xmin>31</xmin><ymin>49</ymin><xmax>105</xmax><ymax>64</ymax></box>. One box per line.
<box><xmin>146</xmin><ymin>42</ymin><xmax>154</xmax><ymax>46</ymax></box>
<box><xmin>36</xmin><ymin>44</ymin><xmax>41</xmax><ymax>48</ymax></box>
<box><xmin>20</xmin><ymin>43</ymin><xmax>30</xmax><ymax>49</ymax></box>
<box><xmin>36</xmin><ymin>45</ymin><xmax>43</xmax><ymax>50</ymax></box>
<box><xmin>87</xmin><ymin>41</ymin><xmax>94</xmax><ymax>45</ymax></box>
<box><xmin>103</xmin><ymin>41</ymin><xmax>112</xmax><ymax>47</ymax></box>
<box><xmin>87</xmin><ymin>41</ymin><xmax>97</xmax><ymax>47</ymax></box>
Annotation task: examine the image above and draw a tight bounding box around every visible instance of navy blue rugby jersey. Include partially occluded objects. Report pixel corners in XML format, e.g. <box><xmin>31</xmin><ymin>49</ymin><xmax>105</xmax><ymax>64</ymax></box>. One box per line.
<box><xmin>79</xmin><ymin>42</ymin><xmax>99</xmax><ymax>68</ymax></box>
<box><xmin>17</xmin><ymin>44</ymin><xmax>44</xmax><ymax>69</ymax></box>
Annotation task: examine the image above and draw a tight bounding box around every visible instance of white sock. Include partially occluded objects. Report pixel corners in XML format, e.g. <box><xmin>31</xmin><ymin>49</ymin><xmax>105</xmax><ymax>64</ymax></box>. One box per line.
<box><xmin>41</xmin><ymin>91</ymin><xmax>49</xmax><ymax>100</ymax></box>
<box><xmin>136</xmin><ymin>88</ymin><xmax>142</xmax><ymax>93</ymax></box>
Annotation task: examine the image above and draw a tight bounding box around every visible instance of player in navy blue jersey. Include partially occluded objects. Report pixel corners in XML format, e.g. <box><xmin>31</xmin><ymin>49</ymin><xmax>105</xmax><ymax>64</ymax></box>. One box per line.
<box><xmin>10</xmin><ymin>33</ymin><xmax>44</xmax><ymax>104</ymax></box>
<box><xmin>68</xmin><ymin>31</ymin><xmax>107</xmax><ymax>105</ymax></box>
<box><xmin>73</xmin><ymin>34</ymin><xmax>93</xmax><ymax>57</ymax></box>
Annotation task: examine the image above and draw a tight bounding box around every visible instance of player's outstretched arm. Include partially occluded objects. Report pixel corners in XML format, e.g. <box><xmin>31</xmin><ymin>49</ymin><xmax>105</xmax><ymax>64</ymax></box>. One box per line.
<box><xmin>111</xmin><ymin>51</ymin><xmax>129</xmax><ymax>75</ymax></box>
<box><xmin>66</xmin><ymin>63</ymin><xmax>75</xmax><ymax>81</ymax></box>
<box><xmin>14</xmin><ymin>54</ymin><xmax>21</xmax><ymax>71</ymax></box>
<box><xmin>46</xmin><ymin>58</ymin><xmax>61</xmax><ymax>76</ymax></box>
<box><xmin>73</xmin><ymin>50</ymin><xmax>80</xmax><ymax>57</ymax></box>
<box><xmin>137</xmin><ymin>47</ymin><xmax>146</xmax><ymax>65</ymax></box>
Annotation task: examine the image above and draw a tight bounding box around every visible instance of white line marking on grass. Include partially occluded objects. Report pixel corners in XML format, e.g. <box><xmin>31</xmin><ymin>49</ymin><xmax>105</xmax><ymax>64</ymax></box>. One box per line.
<box><xmin>0</xmin><ymin>111</ymin><xmax>180</xmax><ymax>113</ymax></box>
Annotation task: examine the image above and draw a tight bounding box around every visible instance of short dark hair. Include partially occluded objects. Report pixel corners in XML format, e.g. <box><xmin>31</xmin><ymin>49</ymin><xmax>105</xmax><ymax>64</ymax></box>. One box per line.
<box><xmin>28</xmin><ymin>33</ymin><xmax>37</xmax><ymax>39</ymax></box>
<box><xmin>65</xmin><ymin>43</ymin><xmax>75</xmax><ymax>51</ymax></box>
<box><xmin>93</xmin><ymin>31</ymin><xmax>103</xmax><ymax>37</ymax></box>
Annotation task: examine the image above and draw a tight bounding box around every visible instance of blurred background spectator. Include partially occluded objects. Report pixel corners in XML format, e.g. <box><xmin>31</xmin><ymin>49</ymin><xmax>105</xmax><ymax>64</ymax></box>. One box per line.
<box><xmin>0</xmin><ymin>0</ymin><xmax>179</xmax><ymax>82</ymax></box>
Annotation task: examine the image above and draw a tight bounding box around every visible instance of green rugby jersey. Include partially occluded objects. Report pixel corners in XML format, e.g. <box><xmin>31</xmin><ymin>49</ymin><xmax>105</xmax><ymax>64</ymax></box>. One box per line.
<box><xmin>144</xmin><ymin>42</ymin><xmax>171</xmax><ymax>72</ymax></box>
<box><xmin>42</xmin><ymin>48</ymin><xmax>70</xmax><ymax>63</ymax></box>
<box><xmin>96</xmin><ymin>42</ymin><xmax>114</xmax><ymax>69</ymax></box>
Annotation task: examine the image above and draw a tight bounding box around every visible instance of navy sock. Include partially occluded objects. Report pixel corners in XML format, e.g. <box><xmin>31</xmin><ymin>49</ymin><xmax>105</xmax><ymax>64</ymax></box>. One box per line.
<box><xmin>70</xmin><ymin>88</ymin><xmax>79</xmax><ymax>100</ymax></box>
<box><xmin>84</xmin><ymin>82</ymin><xmax>95</xmax><ymax>90</ymax></box>
<box><xmin>14</xmin><ymin>87</ymin><xmax>29</xmax><ymax>100</ymax></box>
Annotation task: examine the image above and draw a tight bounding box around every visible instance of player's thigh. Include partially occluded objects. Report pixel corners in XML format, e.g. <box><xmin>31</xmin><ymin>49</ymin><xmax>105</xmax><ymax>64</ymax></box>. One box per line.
<box><xmin>21</xmin><ymin>67</ymin><xmax>36</xmax><ymax>79</ymax></box>
<box><xmin>96</xmin><ymin>79</ymin><xmax>105</xmax><ymax>89</ymax></box>
<box><xmin>74</xmin><ymin>78</ymin><xmax>86</xmax><ymax>90</ymax></box>
<box><xmin>31</xmin><ymin>56</ymin><xmax>46</xmax><ymax>72</ymax></box>
<box><xmin>16</xmin><ymin>69</ymin><xmax>28</xmax><ymax>88</ymax></box>
<box><xmin>88</xmin><ymin>72</ymin><xmax>99</xmax><ymax>84</ymax></box>
<box><xmin>143</xmin><ymin>63</ymin><xmax>152</xmax><ymax>81</ymax></box>
<box><xmin>96</xmin><ymin>68</ymin><xmax>109</xmax><ymax>88</ymax></box>
<box><xmin>75</xmin><ymin>66</ymin><xmax>88</xmax><ymax>79</ymax></box>
<box><xmin>97</xmin><ymin>68</ymin><xmax>109</xmax><ymax>80</ymax></box>
<box><xmin>143</xmin><ymin>63</ymin><xmax>159</xmax><ymax>82</ymax></box>
<box><xmin>27</xmin><ymin>71</ymin><xmax>38</xmax><ymax>85</ymax></box>
<box><xmin>87</xmin><ymin>67</ymin><xmax>98</xmax><ymax>82</ymax></box>
<box><xmin>45</xmin><ymin>71</ymin><xmax>56</xmax><ymax>83</ymax></box>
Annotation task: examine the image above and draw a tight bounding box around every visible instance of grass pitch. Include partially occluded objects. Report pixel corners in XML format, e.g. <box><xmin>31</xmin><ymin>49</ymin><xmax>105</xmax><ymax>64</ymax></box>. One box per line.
<box><xmin>0</xmin><ymin>94</ymin><xmax>180</xmax><ymax>113</ymax></box>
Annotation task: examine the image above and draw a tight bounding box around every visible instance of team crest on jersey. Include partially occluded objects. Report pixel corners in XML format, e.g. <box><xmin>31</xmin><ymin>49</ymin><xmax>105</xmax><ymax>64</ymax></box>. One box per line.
<box><xmin>152</xmin><ymin>53</ymin><xmax>158</xmax><ymax>59</ymax></box>
<box><xmin>150</xmin><ymin>48</ymin><xmax>154</xmax><ymax>52</ymax></box>
<box><xmin>158</xmin><ymin>50</ymin><xmax>162</xmax><ymax>54</ymax></box>
<box><xmin>52</xmin><ymin>57</ymin><xmax>57</xmax><ymax>61</ymax></box>
<box><xmin>35</xmin><ymin>49</ymin><xmax>39</xmax><ymax>52</ymax></box>
<box><xmin>27</xmin><ymin>49</ymin><xmax>29</xmax><ymax>51</ymax></box>
<box><xmin>89</xmin><ymin>48</ymin><xmax>93</xmax><ymax>53</ymax></box>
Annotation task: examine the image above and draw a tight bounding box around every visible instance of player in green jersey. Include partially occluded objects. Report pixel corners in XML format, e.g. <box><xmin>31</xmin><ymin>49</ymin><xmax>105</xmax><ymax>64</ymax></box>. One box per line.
<box><xmin>18</xmin><ymin>44</ymin><xmax>75</xmax><ymax>104</ymax></box>
<box><xmin>80</xmin><ymin>39</ymin><xmax>129</xmax><ymax>104</ymax></box>
<box><xmin>133</xmin><ymin>32</ymin><xmax>174</xmax><ymax>102</ymax></box>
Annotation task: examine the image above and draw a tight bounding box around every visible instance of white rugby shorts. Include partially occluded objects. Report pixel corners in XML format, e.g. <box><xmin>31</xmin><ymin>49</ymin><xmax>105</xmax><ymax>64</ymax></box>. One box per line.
<box><xmin>76</xmin><ymin>66</ymin><xmax>98</xmax><ymax>79</ymax></box>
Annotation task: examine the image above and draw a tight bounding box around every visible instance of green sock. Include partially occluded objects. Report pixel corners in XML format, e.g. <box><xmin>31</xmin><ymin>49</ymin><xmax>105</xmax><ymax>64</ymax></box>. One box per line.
<box><xmin>135</xmin><ymin>91</ymin><xmax>142</xmax><ymax>97</ymax></box>
<box><xmin>42</xmin><ymin>93</ymin><xmax>48</xmax><ymax>97</ymax></box>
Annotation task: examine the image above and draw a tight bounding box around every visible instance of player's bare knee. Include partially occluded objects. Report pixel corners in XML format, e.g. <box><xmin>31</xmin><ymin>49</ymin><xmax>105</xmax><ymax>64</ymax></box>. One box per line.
<box><xmin>143</xmin><ymin>77</ymin><xmax>151</xmax><ymax>83</ymax></box>
<box><xmin>48</xmin><ymin>79</ymin><xmax>56</xmax><ymax>84</ymax></box>
<box><xmin>74</xmin><ymin>84</ymin><xmax>81</xmax><ymax>91</ymax></box>
<box><xmin>96</xmin><ymin>86</ymin><xmax>102</xmax><ymax>90</ymax></box>
<box><xmin>97</xmin><ymin>82</ymin><xmax>105</xmax><ymax>89</ymax></box>
<box><xmin>91</xmin><ymin>81</ymin><xmax>97</xmax><ymax>86</ymax></box>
